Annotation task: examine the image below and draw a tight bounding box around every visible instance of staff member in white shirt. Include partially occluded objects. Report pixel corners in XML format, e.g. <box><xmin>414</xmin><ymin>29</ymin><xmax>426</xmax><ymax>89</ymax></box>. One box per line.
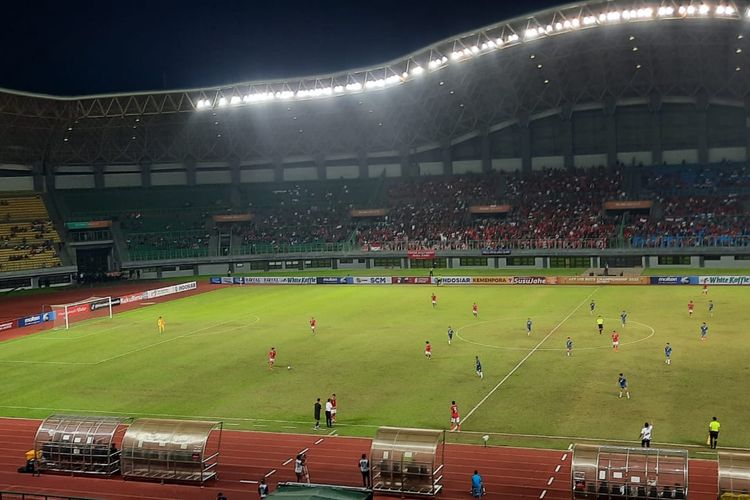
<box><xmin>640</xmin><ymin>422</ymin><xmax>653</xmax><ymax>448</ymax></box>
<box><xmin>358</xmin><ymin>453</ymin><xmax>371</xmax><ymax>488</ymax></box>
<box><xmin>325</xmin><ymin>399</ymin><xmax>333</xmax><ymax>428</ymax></box>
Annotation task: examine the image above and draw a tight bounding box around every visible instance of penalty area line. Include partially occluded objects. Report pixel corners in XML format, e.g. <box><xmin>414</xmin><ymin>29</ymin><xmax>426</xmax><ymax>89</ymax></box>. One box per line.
<box><xmin>462</xmin><ymin>289</ymin><xmax>598</xmax><ymax>425</ymax></box>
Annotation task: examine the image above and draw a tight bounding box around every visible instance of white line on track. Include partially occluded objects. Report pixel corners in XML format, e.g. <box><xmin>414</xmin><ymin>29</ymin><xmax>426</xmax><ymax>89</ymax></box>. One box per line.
<box><xmin>299</xmin><ymin>448</ymin><xmax>309</xmax><ymax>455</ymax></box>
<box><xmin>555</xmin><ymin>465</ymin><xmax>561</xmax><ymax>473</ymax></box>
<box><xmin>314</xmin><ymin>438</ymin><xmax>324</xmax><ymax>445</ymax></box>
<box><xmin>561</xmin><ymin>454</ymin><xmax>568</xmax><ymax>461</ymax></box>
<box><xmin>547</xmin><ymin>477</ymin><xmax>554</xmax><ymax>485</ymax></box>
<box><xmin>240</xmin><ymin>480</ymin><xmax>259</xmax><ymax>484</ymax></box>
<box><xmin>539</xmin><ymin>490</ymin><xmax>547</xmax><ymax>499</ymax></box>
<box><xmin>282</xmin><ymin>458</ymin><xmax>293</xmax><ymax>466</ymax></box>
<box><xmin>265</xmin><ymin>469</ymin><xmax>276</xmax><ymax>477</ymax></box>
<box><xmin>462</xmin><ymin>289</ymin><xmax>598</xmax><ymax>424</ymax></box>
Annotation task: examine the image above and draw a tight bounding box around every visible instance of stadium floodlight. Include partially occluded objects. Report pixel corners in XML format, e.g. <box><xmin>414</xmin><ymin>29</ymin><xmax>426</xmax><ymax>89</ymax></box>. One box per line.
<box><xmin>495</xmin><ymin>37</ymin><xmax>504</xmax><ymax>46</ymax></box>
<box><xmin>526</xmin><ymin>28</ymin><xmax>539</xmax><ymax>38</ymax></box>
<box><xmin>230</xmin><ymin>96</ymin><xmax>241</xmax><ymax>105</ymax></box>
<box><xmin>333</xmin><ymin>85</ymin><xmax>344</xmax><ymax>93</ymax></box>
<box><xmin>555</xmin><ymin>22</ymin><xmax>563</xmax><ymax>30</ymax></box>
<box><xmin>571</xmin><ymin>18</ymin><xmax>580</xmax><ymax>27</ymax></box>
<box><xmin>411</xmin><ymin>65</ymin><xmax>424</xmax><ymax>75</ymax></box>
<box><xmin>218</xmin><ymin>97</ymin><xmax>228</xmax><ymax>107</ymax></box>
<box><xmin>451</xmin><ymin>51</ymin><xmax>463</xmax><ymax>60</ymax></box>
<box><xmin>699</xmin><ymin>4</ymin><xmax>710</xmax><ymax>15</ymax></box>
<box><xmin>345</xmin><ymin>82</ymin><xmax>362</xmax><ymax>91</ymax></box>
<box><xmin>583</xmin><ymin>15</ymin><xmax>597</xmax><ymax>25</ymax></box>
<box><xmin>659</xmin><ymin>6</ymin><xmax>675</xmax><ymax>16</ymax></box>
<box><xmin>508</xmin><ymin>33</ymin><xmax>519</xmax><ymax>42</ymax></box>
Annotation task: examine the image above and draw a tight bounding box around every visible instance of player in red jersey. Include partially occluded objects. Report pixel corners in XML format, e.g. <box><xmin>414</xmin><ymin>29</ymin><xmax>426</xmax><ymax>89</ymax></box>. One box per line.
<box><xmin>431</xmin><ymin>293</ymin><xmax>437</xmax><ymax>309</ymax></box>
<box><xmin>611</xmin><ymin>331</ymin><xmax>620</xmax><ymax>351</ymax></box>
<box><xmin>449</xmin><ymin>401</ymin><xmax>461</xmax><ymax>432</ymax></box>
<box><xmin>424</xmin><ymin>341</ymin><xmax>432</xmax><ymax>359</ymax></box>
<box><xmin>472</xmin><ymin>302</ymin><xmax>478</xmax><ymax>318</ymax></box>
<box><xmin>330</xmin><ymin>393</ymin><xmax>337</xmax><ymax>422</ymax></box>
<box><xmin>310</xmin><ymin>317</ymin><xmax>317</xmax><ymax>334</ymax></box>
<box><xmin>688</xmin><ymin>300</ymin><xmax>694</xmax><ymax>317</ymax></box>
<box><xmin>268</xmin><ymin>347</ymin><xmax>277</xmax><ymax>369</ymax></box>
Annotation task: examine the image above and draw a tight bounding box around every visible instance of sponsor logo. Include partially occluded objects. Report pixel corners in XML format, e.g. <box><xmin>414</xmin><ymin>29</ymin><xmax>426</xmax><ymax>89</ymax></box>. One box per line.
<box><xmin>394</xmin><ymin>277</ymin><xmax>433</xmax><ymax>284</ymax></box>
<box><xmin>120</xmin><ymin>293</ymin><xmax>145</xmax><ymax>304</ymax></box>
<box><xmin>699</xmin><ymin>275</ymin><xmax>750</xmax><ymax>285</ymax></box>
<box><xmin>90</xmin><ymin>300</ymin><xmax>110</xmax><ymax>311</ymax></box>
<box><xmin>440</xmin><ymin>277</ymin><xmax>473</xmax><ymax>284</ymax></box>
<box><xmin>512</xmin><ymin>276</ymin><xmax>547</xmax><ymax>285</ymax></box>
<box><xmin>472</xmin><ymin>277</ymin><xmax>513</xmax><ymax>284</ymax></box>
<box><xmin>19</xmin><ymin>313</ymin><xmax>54</xmax><ymax>327</ymax></box>
<box><xmin>480</xmin><ymin>249</ymin><xmax>512</xmax><ymax>256</ymax></box>
<box><xmin>146</xmin><ymin>281</ymin><xmax>197</xmax><ymax>298</ymax></box>
<box><xmin>653</xmin><ymin>276</ymin><xmax>689</xmax><ymax>285</ymax></box>
<box><xmin>0</xmin><ymin>320</ymin><xmax>15</xmax><ymax>331</ymax></box>
<box><xmin>318</xmin><ymin>277</ymin><xmax>343</xmax><ymax>284</ymax></box>
<box><xmin>353</xmin><ymin>277</ymin><xmax>390</xmax><ymax>284</ymax></box>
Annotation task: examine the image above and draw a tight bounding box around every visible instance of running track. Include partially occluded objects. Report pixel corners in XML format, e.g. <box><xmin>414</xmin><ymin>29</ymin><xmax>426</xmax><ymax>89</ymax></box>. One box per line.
<box><xmin>0</xmin><ymin>418</ymin><xmax>718</xmax><ymax>500</ymax></box>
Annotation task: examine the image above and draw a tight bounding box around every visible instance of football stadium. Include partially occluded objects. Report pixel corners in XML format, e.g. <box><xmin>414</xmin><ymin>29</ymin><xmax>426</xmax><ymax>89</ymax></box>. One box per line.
<box><xmin>1</xmin><ymin>1</ymin><xmax>750</xmax><ymax>499</ymax></box>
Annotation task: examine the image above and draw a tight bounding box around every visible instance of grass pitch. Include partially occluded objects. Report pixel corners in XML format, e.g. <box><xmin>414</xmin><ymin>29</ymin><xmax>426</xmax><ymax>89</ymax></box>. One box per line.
<box><xmin>0</xmin><ymin>283</ymin><xmax>747</xmax><ymax>450</ymax></box>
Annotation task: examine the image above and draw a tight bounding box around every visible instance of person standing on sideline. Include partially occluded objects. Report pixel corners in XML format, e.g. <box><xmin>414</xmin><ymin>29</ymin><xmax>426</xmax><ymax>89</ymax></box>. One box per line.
<box><xmin>447</xmin><ymin>326</ymin><xmax>454</xmax><ymax>345</ymax></box>
<box><xmin>358</xmin><ymin>453</ymin><xmax>371</xmax><ymax>488</ymax></box>
<box><xmin>331</xmin><ymin>393</ymin><xmax>337</xmax><ymax>423</ymax></box>
<box><xmin>157</xmin><ymin>316</ymin><xmax>166</xmax><ymax>334</ymax></box>
<box><xmin>640</xmin><ymin>422</ymin><xmax>653</xmax><ymax>448</ymax></box>
<box><xmin>475</xmin><ymin>356</ymin><xmax>483</xmax><ymax>379</ymax></box>
<box><xmin>471</xmin><ymin>470</ymin><xmax>484</xmax><ymax>497</ymax></box>
<box><xmin>424</xmin><ymin>341</ymin><xmax>432</xmax><ymax>359</ymax></box>
<box><xmin>526</xmin><ymin>318</ymin><xmax>533</xmax><ymax>335</ymax></box>
<box><xmin>700</xmin><ymin>322</ymin><xmax>709</xmax><ymax>341</ymax></box>
<box><xmin>620</xmin><ymin>310</ymin><xmax>628</xmax><ymax>328</ymax></box>
<box><xmin>325</xmin><ymin>398</ymin><xmax>333</xmax><ymax>428</ymax></box>
<box><xmin>566</xmin><ymin>337</ymin><xmax>573</xmax><ymax>356</ymax></box>
<box><xmin>664</xmin><ymin>343</ymin><xmax>672</xmax><ymax>365</ymax></box>
<box><xmin>450</xmin><ymin>401</ymin><xmax>461</xmax><ymax>432</ymax></box>
<box><xmin>258</xmin><ymin>478</ymin><xmax>270</xmax><ymax>498</ymax></box>
<box><xmin>708</xmin><ymin>417</ymin><xmax>721</xmax><ymax>449</ymax></box>
<box><xmin>313</xmin><ymin>398</ymin><xmax>321</xmax><ymax>430</ymax></box>
<box><xmin>294</xmin><ymin>453</ymin><xmax>306</xmax><ymax>482</ymax></box>
<box><xmin>618</xmin><ymin>373</ymin><xmax>630</xmax><ymax>399</ymax></box>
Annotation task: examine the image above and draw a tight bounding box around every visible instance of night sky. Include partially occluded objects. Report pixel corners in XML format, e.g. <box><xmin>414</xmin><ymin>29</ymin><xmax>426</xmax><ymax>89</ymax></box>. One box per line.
<box><xmin>3</xmin><ymin>0</ymin><xmax>561</xmax><ymax>96</ymax></box>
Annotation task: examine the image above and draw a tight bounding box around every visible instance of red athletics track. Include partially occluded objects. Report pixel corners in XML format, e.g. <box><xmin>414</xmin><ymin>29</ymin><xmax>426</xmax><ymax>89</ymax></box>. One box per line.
<box><xmin>0</xmin><ymin>418</ymin><xmax>718</xmax><ymax>500</ymax></box>
<box><xmin>0</xmin><ymin>280</ymin><xmax>220</xmax><ymax>341</ymax></box>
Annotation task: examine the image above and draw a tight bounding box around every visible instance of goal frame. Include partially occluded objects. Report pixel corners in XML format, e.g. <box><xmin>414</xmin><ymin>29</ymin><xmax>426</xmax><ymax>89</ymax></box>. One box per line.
<box><xmin>50</xmin><ymin>296</ymin><xmax>113</xmax><ymax>330</ymax></box>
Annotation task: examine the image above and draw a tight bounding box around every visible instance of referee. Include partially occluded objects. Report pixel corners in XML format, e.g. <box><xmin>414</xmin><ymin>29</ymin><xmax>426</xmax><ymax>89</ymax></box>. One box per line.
<box><xmin>708</xmin><ymin>417</ymin><xmax>721</xmax><ymax>449</ymax></box>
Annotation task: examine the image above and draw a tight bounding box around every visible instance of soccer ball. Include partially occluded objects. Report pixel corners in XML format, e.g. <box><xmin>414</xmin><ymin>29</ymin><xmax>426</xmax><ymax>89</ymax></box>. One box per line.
<box><xmin>287</xmin><ymin>365</ymin><xmax>292</xmax><ymax>370</ymax></box>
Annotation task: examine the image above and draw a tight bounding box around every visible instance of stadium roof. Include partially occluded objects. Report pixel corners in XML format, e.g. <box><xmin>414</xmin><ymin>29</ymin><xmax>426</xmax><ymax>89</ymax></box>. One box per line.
<box><xmin>1</xmin><ymin>0</ymin><xmax>749</xmax><ymax>166</ymax></box>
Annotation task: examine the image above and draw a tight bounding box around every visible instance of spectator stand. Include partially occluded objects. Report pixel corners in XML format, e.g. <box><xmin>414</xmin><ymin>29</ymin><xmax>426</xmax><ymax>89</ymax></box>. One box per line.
<box><xmin>718</xmin><ymin>451</ymin><xmax>750</xmax><ymax>498</ymax></box>
<box><xmin>370</xmin><ymin>426</ymin><xmax>444</xmax><ymax>496</ymax></box>
<box><xmin>34</xmin><ymin>414</ymin><xmax>128</xmax><ymax>476</ymax></box>
<box><xmin>120</xmin><ymin>418</ymin><xmax>222</xmax><ymax>484</ymax></box>
<box><xmin>571</xmin><ymin>444</ymin><xmax>688</xmax><ymax>499</ymax></box>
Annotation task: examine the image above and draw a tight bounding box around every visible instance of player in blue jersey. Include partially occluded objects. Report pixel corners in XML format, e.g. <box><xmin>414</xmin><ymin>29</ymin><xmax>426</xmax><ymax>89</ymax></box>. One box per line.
<box><xmin>526</xmin><ymin>318</ymin><xmax>533</xmax><ymax>336</ymax></box>
<box><xmin>700</xmin><ymin>322</ymin><xmax>708</xmax><ymax>341</ymax></box>
<box><xmin>590</xmin><ymin>299</ymin><xmax>596</xmax><ymax>315</ymax></box>
<box><xmin>664</xmin><ymin>343</ymin><xmax>672</xmax><ymax>365</ymax></box>
<box><xmin>708</xmin><ymin>300</ymin><xmax>714</xmax><ymax>317</ymax></box>
<box><xmin>618</xmin><ymin>373</ymin><xmax>630</xmax><ymax>399</ymax></box>
<box><xmin>565</xmin><ymin>337</ymin><xmax>573</xmax><ymax>357</ymax></box>
<box><xmin>475</xmin><ymin>356</ymin><xmax>483</xmax><ymax>379</ymax></box>
<box><xmin>447</xmin><ymin>326</ymin><xmax>454</xmax><ymax>345</ymax></box>
<box><xmin>620</xmin><ymin>310</ymin><xmax>628</xmax><ymax>328</ymax></box>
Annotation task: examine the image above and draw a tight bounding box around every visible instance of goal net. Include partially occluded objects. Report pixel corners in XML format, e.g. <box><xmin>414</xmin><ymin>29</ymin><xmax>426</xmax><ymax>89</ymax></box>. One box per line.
<box><xmin>50</xmin><ymin>296</ymin><xmax>113</xmax><ymax>330</ymax></box>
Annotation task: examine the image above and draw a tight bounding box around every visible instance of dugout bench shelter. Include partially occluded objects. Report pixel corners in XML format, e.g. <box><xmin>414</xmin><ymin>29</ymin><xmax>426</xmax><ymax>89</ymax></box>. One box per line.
<box><xmin>571</xmin><ymin>444</ymin><xmax>688</xmax><ymax>499</ymax></box>
<box><xmin>719</xmin><ymin>451</ymin><xmax>750</xmax><ymax>498</ymax></box>
<box><xmin>369</xmin><ymin>427</ymin><xmax>445</xmax><ymax>496</ymax></box>
<box><xmin>33</xmin><ymin>414</ymin><xmax>128</xmax><ymax>476</ymax></box>
<box><xmin>120</xmin><ymin>418</ymin><xmax>222</xmax><ymax>483</ymax></box>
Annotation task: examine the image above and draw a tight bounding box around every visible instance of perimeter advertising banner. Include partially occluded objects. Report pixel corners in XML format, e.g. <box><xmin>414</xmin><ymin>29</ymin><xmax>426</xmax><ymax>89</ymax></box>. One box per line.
<box><xmin>559</xmin><ymin>276</ymin><xmax>650</xmax><ymax>285</ymax></box>
<box><xmin>0</xmin><ymin>320</ymin><xmax>16</xmax><ymax>332</ymax></box>
<box><xmin>649</xmin><ymin>276</ymin><xmax>696</xmax><ymax>285</ymax></box>
<box><xmin>698</xmin><ymin>275</ymin><xmax>750</xmax><ymax>285</ymax></box>
<box><xmin>351</xmin><ymin>277</ymin><xmax>390</xmax><ymax>284</ymax></box>
<box><xmin>435</xmin><ymin>277</ymin><xmax>473</xmax><ymax>285</ymax></box>
<box><xmin>18</xmin><ymin>312</ymin><xmax>56</xmax><ymax>327</ymax></box>
<box><xmin>407</xmin><ymin>250</ymin><xmax>436</xmax><ymax>260</ymax></box>
<box><xmin>392</xmin><ymin>277</ymin><xmax>433</xmax><ymax>284</ymax></box>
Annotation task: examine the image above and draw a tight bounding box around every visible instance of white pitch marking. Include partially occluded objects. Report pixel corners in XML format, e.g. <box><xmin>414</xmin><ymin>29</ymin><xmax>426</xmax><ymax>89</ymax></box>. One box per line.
<box><xmin>314</xmin><ymin>438</ymin><xmax>324</xmax><ymax>445</ymax></box>
<box><xmin>568</xmin><ymin>443</ymin><xmax>573</xmax><ymax>450</ymax></box>
<box><xmin>328</xmin><ymin>429</ymin><xmax>337</xmax><ymax>436</ymax></box>
<box><xmin>547</xmin><ymin>477</ymin><xmax>554</xmax><ymax>485</ymax></box>
<box><xmin>282</xmin><ymin>458</ymin><xmax>293</xmax><ymax>466</ymax></box>
<box><xmin>539</xmin><ymin>490</ymin><xmax>547</xmax><ymax>499</ymax></box>
<box><xmin>265</xmin><ymin>469</ymin><xmax>276</xmax><ymax>477</ymax></box>
<box><xmin>462</xmin><ymin>289</ymin><xmax>598</xmax><ymax>423</ymax></box>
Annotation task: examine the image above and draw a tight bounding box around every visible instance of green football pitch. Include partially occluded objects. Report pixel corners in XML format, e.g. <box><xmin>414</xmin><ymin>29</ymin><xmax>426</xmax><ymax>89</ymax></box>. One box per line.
<box><xmin>0</xmin><ymin>284</ymin><xmax>747</xmax><ymax>450</ymax></box>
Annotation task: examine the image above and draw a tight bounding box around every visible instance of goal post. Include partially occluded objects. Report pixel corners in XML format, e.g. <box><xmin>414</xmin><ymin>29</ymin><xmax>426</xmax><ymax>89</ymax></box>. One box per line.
<box><xmin>50</xmin><ymin>296</ymin><xmax>113</xmax><ymax>330</ymax></box>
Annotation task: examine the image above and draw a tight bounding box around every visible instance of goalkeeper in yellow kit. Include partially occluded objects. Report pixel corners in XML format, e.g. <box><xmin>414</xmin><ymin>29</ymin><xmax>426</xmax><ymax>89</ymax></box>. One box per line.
<box><xmin>157</xmin><ymin>316</ymin><xmax>166</xmax><ymax>333</ymax></box>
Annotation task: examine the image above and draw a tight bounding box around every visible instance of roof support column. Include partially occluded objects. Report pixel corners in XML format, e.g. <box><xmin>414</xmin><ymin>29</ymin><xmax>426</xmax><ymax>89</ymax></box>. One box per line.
<box><xmin>520</xmin><ymin>116</ymin><xmax>531</xmax><ymax>176</ymax></box>
<box><xmin>745</xmin><ymin>96</ymin><xmax>750</xmax><ymax>163</ymax></box>
<box><xmin>696</xmin><ymin>93</ymin><xmax>709</xmax><ymax>165</ymax></box>
<box><xmin>32</xmin><ymin>161</ymin><xmax>45</xmax><ymax>192</ymax></box>
<box><xmin>480</xmin><ymin>126</ymin><xmax>491</xmax><ymax>173</ymax></box>
<box><xmin>399</xmin><ymin>145</ymin><xmax>414</xmax><ymax>178</ymax></box>
<box><xmin>650</xmin><ymin>95</ymin><xmax>662</xmax><ymax>165</ymax></box>
<box><xmin>94</xmin><ymin>161</ymin><xmax>105</xmax><ymax>190</ymax></box>
<box><xmin>441</xmin><ymin>139</ymin><xmax>453</xmax><ymax>176</ymax></box>
<box><xmin>315</xmin><ymin>154</ymin><xmax>326</xmax><ymax>181</ymax></box>
<box><xmin>358</xmin><ymin>151</ymin><xmax>368</xmax><ymax>179</ymax></box>
<box><xmin>45</xmin><ymin>164</ymin><xmax>56</xmax><ymax>193</ymax></box>
<box><xmin>185</xmin><ymin>158</ymin><xmax>197</xmax><ymax>186</ymax></box>
<box><xmin>561</xmin><ymin>104</ymin><xmax>574</xmax><ymax>170</ymax></box>
<box><xmin>604</xmin><ymin>98</ymin><xmax>617</xmax><ymax>169</ymax></box>
<box><xmin>139</xmin><ymin>160</ymin><xmax>151</xmax><ymax>188</ymax></box>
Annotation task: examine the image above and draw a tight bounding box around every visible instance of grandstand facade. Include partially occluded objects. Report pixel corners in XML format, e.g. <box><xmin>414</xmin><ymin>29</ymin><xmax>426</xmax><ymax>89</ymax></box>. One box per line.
<box><xmin>1</xmin><ymin>0</ymin><xmax>749</xmax><ymax>285</ymax></box>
